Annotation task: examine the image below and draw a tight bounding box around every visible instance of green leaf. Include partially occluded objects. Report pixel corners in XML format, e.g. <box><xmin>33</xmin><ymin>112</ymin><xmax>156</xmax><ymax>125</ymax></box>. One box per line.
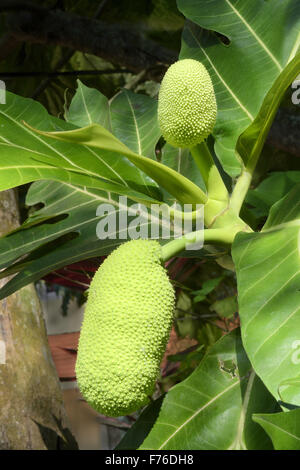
<box><xmin>232</xmin><ymin>185</ymin><xmax>300</xmax><ymax>405</ymax></box>
<box><xmin>0</xmin><ymin>91</ymin><xmax>161</xmax><ymax>204</ymax></box>
<box><xmin>0</xmin><ymin>83</ymin><xmax>192</xmax><ymax>298</ymax></box>
<box><xmin>67</xmin><ymin>83</ymin><xmax>166</xmax><ymax>197</ymax></box>
<box><xmin>139</xmin><ymin>329</ymin><xmax>278</xmax><ymax>450</ymax></box>
<box><xmin>253</xmin><ymin>409</ymin><xmax>300</xmax><ymax>450</ymax></box>
<box><xmin>65</xmin><ymin>79</ymin><xmax>111</xmax><ymax>129</ymax></box>
<box><xmin>210</xmin><ymin>296</ymin><xmax>238</xmax><ymax>318</ymax></box>
<box><xmin>237</xmin><ymin>53</ymin><xmax>300</xmax><ymax>172</ymax></box>
<box><xmin>263</xmin><ymin>183</ymin><xmax>300</xmax><ymax>229</ymax></box>
<box><xmin>0</xmin><ymin>85</ymin><xmax>163</xmax><ymax>297</ymax></box>
<box><xmin>161</xmin><ymin>144</ymin><xmax>206</xmax><ymax>204</ymax></box>
<box><xmin>278</xmin><ymin>377</ymin><xmax>300</xmax><ymax>406</ymax></box>
<box><xmin>177</xmin><ymin>0</ymin><xmax>300</xmax><ymax>175</ymax></box>
<box><xmin>110</xmin><ymin>89</ymin><xmax>161</xmax><ymax>159</ymax></box>
<box><xmin>0</xmin><ymin>181</ymin><xmax>120</xmax><ymax>296</ymax></box>
<box><xmin>0</xmin><ymin>178</ymin><xmax>176</xmax><ymax>299</ymax></box>
<box><xmin>25</xmin><ymin>120</ymin><xmax>207</xmax><ymax>205</ymax></box>
<box><xmin>246</xmin><ymin>171</ymin><xmax>300</xmax><ymax>219</ymax></box>
<box><xmin>116</xmin><ymin>396</ymin><xmax>165</xmax><ymax>450</ymax></box>
<box><xmin>192</xmin><ymin>276</ymin><xmax>223</xmax><ymax>299</ymax></box>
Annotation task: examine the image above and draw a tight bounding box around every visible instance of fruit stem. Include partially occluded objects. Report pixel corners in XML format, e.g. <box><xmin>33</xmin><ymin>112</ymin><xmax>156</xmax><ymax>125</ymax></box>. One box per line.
<box><xmin>229</xmin><ymin>170</ymin><xmax>252</xmax><ymax>216</ymax></box>
<box><xmin>161</xmin><ymin>227</ymin><xmax>238</xmax><ymax>262</ymax></box>
<box><xmin>190</xmin><ymin>142</ymin><xmax>229</xmax><ymax>204</ymax></box>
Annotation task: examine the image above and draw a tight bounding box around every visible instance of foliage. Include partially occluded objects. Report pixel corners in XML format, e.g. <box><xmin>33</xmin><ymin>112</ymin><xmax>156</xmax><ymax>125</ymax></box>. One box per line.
<box><xmin>0</xmin><ymin>0</ymin><xmax>299</xmax><ymax>450</ymax></box>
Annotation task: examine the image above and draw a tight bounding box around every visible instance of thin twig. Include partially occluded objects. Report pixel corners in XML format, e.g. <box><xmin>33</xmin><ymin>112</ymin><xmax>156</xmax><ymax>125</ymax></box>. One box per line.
<box><xmin>51</xmin><ymin>270</ymin><xmax>90</xmax><ymax>289</ymax></box>
<box><xmin>0</xmin><ymin>1</ymin><xmax>46</xmax><ymax>13</ymax></box>
<box><xmin>0</xmin><ymin>69</ymin><xmax>132</xmax><ymax>80</ymax></box>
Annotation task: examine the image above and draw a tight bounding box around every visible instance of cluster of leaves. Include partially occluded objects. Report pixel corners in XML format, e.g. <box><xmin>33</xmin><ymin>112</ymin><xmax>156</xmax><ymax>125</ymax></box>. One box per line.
<box><xmin>0</xmin><ymin>0</ymin><xmax>299</xmax><ymax>450</ymax></box>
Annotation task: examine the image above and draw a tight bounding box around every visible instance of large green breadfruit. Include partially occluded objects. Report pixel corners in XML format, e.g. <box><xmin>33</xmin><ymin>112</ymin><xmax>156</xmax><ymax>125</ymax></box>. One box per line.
<box><xmin>158</xmin><ymin>58</ymin><xmax>217</xmax><ymax>148</ymax></box>
<box><xmin>76</xmin><ymin>239</ymin><xmax>175</xmax><ymax>417</ymax></box>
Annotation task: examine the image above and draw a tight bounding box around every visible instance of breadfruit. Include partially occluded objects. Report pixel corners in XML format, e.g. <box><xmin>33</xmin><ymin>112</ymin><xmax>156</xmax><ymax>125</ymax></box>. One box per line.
<box><xmin>158</xmin><ymin>58</ymin><xmax>217</xmax><ymax>148</ymax></box>
<box><xmin>76</xmin><ymin>239</ymin><xmax>175</xmax><ymax>417</ymax></box>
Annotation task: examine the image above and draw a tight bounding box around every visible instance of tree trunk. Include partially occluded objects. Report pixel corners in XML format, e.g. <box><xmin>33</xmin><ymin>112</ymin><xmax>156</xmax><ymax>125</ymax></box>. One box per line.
<box><xmin>0</xmin><ymin>189</ymin><xmax>78</xmax><ymax>450</ymax></box>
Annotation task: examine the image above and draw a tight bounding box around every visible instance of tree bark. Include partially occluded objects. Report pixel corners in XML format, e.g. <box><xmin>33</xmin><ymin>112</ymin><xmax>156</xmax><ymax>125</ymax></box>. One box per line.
<box><xmin>0</xmin><ymin>189</ymin><xmax>78</xmax><ymax>450</ymax></box>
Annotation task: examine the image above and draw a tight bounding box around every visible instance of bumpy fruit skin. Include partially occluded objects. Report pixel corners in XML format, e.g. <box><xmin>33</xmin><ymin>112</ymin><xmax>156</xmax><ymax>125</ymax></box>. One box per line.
<box><xmin>158</xmin><ymin>58</ymin><xmax>217</xmax><ymax>148</ymax></box>
<box><xmin>76</xmin><ymin>239</ymin><xmax>175</xmax><ymax>417</ymax></box>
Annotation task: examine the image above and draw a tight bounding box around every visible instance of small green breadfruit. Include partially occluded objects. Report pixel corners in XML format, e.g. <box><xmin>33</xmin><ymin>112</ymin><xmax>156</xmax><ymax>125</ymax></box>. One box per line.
<box><xmin>158</xmin><ymin>58</ymin><xmax>217</xmax><ymax>148</ymax></box>
<box><xmin>76</xmin><ymin>239</ymin><xmax>175</xmax><ymax>417</ymax></box>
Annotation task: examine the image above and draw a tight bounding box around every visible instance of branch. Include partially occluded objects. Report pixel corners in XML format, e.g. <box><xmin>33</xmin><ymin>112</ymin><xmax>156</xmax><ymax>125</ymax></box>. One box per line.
<box><xmin>3</xmin><ymin>1</ymin><xmax>176</xmax><ymax>81</ymax></box>
<box><xmin>0</xmin><ymin>69</ymin><xmax>132</xmax><ymax>78</ymax></box>
<box><xmin>0</xmin><ymin>1</ymin><xmax>45</xmax><ymax>13</ymax></box>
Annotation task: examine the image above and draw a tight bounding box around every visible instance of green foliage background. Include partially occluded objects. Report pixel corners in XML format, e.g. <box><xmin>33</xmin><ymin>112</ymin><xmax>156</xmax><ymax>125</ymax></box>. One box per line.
<box><xmin>0</xmin><ymin>0</ymin><xmax>299</xmax><ymax>450</ymax></box>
